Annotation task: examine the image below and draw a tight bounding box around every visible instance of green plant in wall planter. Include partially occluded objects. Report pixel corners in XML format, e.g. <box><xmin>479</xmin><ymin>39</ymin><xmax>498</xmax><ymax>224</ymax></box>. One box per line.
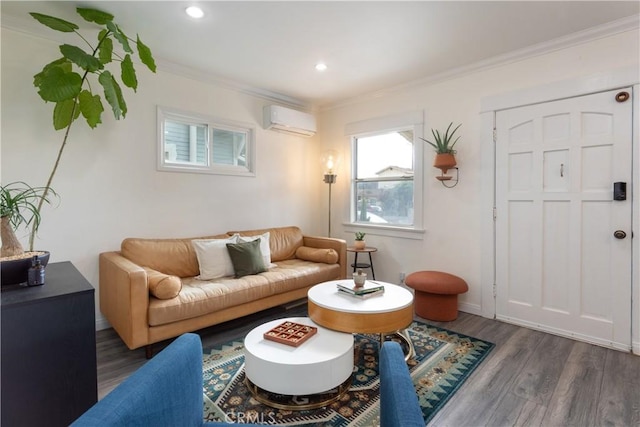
<box><xmin>0</xmin><ymin>7</ymin><xmax>156</xmax><ymax>284</ymax></box>
<box><xmin>420</xmin><ymin>122</ymin><xmax>461</xmax><ymax>176</ymax></box>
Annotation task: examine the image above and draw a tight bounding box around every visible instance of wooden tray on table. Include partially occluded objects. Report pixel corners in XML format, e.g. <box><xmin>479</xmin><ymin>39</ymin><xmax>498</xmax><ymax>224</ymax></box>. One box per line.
<box><xmin>263</xmin><ymin>320</ymin><xmax>318</xmax><ymax>347</ymax></box>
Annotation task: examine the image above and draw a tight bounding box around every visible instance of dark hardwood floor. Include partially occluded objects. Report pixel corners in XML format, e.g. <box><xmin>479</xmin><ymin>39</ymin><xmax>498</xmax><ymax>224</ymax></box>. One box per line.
<box><xmin>96</xmin><ymin>303</ymin><xmax>640</xmax><ymax>426</ymax></box>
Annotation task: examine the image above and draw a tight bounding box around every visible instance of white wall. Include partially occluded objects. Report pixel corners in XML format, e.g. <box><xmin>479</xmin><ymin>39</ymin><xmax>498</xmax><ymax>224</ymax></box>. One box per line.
<box><xmin>1</xmin><ymin>28</ymin><xmax>324</xmax><ymax>328</ymax></box>
<box><xmin>318</xmin><ymin>29</ymin><xmax>640</xmax><ymax>350</ymax></box>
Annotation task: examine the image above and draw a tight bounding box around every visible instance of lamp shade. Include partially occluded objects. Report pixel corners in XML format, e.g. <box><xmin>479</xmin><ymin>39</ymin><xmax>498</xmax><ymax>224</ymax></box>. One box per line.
<box><xmin>321</xmin><ymin>149</ymin><xmax>340</xmax><ymax>175</ymax></box>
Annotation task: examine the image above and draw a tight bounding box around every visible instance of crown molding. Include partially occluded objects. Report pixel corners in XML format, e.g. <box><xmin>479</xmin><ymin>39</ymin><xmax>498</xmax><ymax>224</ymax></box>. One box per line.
<box><xmin>0</xmin><ymin>15</ymin><xmax>311</xmax><ymax>111</ymax></box>
<box><xmin>321</xmin><ymin>14</ymin><xmax>640</xmax><ymax>111</ymax></box>
<box><xmin>4</xmin><ymin>12</ymin><xmax>637</xmax><ymax>113</ymax></box>
<box><xmin>155</xmin><ymin>59</ymin><xmax>311</xmax><ymax>110</ymax></box>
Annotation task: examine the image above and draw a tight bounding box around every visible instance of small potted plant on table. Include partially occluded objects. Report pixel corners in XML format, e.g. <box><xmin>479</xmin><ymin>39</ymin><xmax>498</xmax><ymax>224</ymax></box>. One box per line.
<box><xmin>354</xmin><ymin>232</ymin><xmax>366</xmax><ymax>250</ymax></box>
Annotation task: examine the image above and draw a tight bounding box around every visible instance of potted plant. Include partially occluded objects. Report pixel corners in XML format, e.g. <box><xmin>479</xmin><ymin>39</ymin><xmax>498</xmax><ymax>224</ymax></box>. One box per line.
<box><xmin>354</xmin><ymin>232</ymin><xmax>366</xmax><ymax>250</ymax></box>
<box><xmin>1</xmin><ymin>182</ymin><xmax>58</xmax><ymax>285</ymax></box>
<box><xmin>421</xmin><ymin>122</ymin><xmax>461</xmax><ymax>176</ymax></box>
<box><xmin>0</xmin><ymin>7</ymin><xmax>156</xmax><ymax>285</ymax></box>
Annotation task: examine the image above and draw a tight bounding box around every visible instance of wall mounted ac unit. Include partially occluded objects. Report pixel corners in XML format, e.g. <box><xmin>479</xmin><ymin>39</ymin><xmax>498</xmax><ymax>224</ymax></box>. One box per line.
<box><xmin>263</xmin><ymin>105</ymin><xmax>317</xmax><ymax>137</ymax></box>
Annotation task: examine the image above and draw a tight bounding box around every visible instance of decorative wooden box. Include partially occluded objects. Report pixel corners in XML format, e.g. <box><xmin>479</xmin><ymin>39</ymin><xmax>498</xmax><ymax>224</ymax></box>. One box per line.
<box><xmin>263</xmin><ymin>320</ymin><xmax>318</xmax><ymax>347</ymax></box>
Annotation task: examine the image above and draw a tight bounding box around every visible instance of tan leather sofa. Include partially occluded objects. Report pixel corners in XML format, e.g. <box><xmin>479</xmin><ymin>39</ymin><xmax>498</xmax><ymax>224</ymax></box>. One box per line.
<box><xmin>99</xmin><ymin>226</ymin><xmax>346</xmax><ymax>352</ymax></box>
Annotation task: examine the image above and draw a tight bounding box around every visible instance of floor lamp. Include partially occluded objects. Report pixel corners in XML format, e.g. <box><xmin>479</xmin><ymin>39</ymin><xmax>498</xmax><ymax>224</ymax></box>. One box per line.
<box><xmin>321</xmin><ymin>150</ymin><xmax>339</xmax><ymax>238</ymax></box>
<box><xmin>323</xmin><ymin>172</ymin><xmax>336</xmax><ymax>237</ymax></box>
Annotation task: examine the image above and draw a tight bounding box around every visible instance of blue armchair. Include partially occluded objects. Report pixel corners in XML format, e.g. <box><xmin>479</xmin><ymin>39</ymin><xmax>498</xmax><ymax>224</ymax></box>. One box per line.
<box><xmin>379</xmin><ymin>341</ymin><xmax>425</xmax><ymax>427</ymax></box>
<box><xmin>71</xmin><ymin>333</ymin><xmax>259</xmax><ymax>426</ymax></box>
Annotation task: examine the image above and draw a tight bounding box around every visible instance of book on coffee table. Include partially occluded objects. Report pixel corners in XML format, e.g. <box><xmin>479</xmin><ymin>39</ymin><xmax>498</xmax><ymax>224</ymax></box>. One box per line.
<box><xmin>263</xmin><ymin>320</ymin><xmax>318</xmax><ymax>347</ymax></box>
<box><xmin>337</xmin><ymin>281</ymin><xmax>385</xmax><ymax>295</ymax></box>
<box><xmin>337</xmin><ymin>287</ymin><xmax>384</xmax><ymax>299</ymax></box>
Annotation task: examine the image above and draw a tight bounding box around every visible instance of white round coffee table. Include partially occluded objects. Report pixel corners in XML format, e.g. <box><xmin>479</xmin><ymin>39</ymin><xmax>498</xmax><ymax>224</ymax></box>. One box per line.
<box><xmin>307</xmin><ymin>280</ymin><xmax>414</xmax><ymax>358</ymax></box>
<box><xmin>244</xmin><ymin>316</ymin><xmax>353</xmax><ymax>409</ymax></box>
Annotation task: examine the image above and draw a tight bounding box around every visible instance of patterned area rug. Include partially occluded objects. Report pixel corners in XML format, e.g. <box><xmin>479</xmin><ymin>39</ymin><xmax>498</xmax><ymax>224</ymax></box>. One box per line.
<box><xmin>203</xmin><ymin>321</ymin><xmax>494</xmax><ymax>426</ymax></box>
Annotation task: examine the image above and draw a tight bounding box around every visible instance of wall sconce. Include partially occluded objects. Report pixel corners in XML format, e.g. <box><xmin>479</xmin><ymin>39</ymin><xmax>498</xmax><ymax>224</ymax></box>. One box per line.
<box><xmin>321</xmin><ymin>149</ymin><xmax>340</xmax><ymax>237</ymax></box>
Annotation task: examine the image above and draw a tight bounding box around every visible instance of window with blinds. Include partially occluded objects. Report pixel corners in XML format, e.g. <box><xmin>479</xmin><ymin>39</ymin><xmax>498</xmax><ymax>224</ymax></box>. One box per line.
<box><xmin>157</xmin><ymin>107</ymin><xmax>255</xmax><ymax>176</ymax></box>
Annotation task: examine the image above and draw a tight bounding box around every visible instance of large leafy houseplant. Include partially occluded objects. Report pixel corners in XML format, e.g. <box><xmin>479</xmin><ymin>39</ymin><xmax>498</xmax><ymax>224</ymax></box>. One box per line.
<box><xmin>1</xmin><ymin>7</ymin><xmax>156</xmax><ymax>260</ymax></box>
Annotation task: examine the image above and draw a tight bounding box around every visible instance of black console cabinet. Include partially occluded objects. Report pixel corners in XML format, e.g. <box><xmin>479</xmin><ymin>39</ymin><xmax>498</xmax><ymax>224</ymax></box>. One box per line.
<box><xmin>1</xmin><ymin>261</ymin><xmax>97</xmax><ymax>426</ymax></box>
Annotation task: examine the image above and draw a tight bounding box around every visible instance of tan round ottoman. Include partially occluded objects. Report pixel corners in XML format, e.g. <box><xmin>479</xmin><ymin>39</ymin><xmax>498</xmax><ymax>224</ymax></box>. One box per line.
<box><xmin>405</xmin><ymin>271</ymin><xmax>468</xmax><ymax>321</ymax></box>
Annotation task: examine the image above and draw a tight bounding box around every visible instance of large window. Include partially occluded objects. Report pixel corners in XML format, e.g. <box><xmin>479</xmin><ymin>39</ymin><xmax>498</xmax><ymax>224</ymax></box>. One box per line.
<box><xmin>157</xmin><ymin>107</ymin><xmax>255</xmax><ymax>176</ymax></box>
<box><xmin>353</xmin><ymin>130</ymin><xmax>415</xmax><ymax>225</ymax></box>
<box><xmin>347</xmin><ymin>111</ymin><xmax>424</xmax><ymax>235</ymax></box>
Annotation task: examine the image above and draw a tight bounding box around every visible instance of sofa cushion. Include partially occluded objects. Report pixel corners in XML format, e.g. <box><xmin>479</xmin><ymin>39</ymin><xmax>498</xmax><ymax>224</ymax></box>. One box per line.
<box><xmin>227</xmin><ymin>226</ymin><xmax>303</xmax><ymax>262</ymax></box>
<box><xmin>237</xmin><ymin>232</ymin><xmax>275</xmax><ymax>268</ymax></box>
<box><xmin>143</xmin><ymin>267</ymin><xmax>182</xmax><ymax>299</ymax></box>
<box><xmin>191</xmin><ymin>236</ymin><xmax>238</xmax><ymax>280</ymax></box>
<box><xmin>226</xmin><ymin>240</ymin><xmax>267</xmax><ymax>278</ymax></box>
<box><xmin>148</xmin><ymin>259</ymin><xmax>341</xmax><ymax>327</ymax></box>
<box><xmin>295</xmin><ymin>246</ymin><xmax>339</xmax><ymax>264</ymax></box>
<box><xmin>121</xmin><ymin>234</ymin><xmax>228</xmax><ymax>277</ymax></box>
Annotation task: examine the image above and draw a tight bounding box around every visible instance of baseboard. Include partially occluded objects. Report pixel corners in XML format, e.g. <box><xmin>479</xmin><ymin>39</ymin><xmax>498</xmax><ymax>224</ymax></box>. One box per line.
<box><xmin>458</xmin><ymin>302</ymin><xmax>483</xmax><ymax>317</ymax></box>
<box><xmin>497</xmin><ymin>315</ymin><xmax>632</xmax><ymax>352</ymax></box>
<box><xmin>633</xmin><ymin>340</ymin><xmax>640</xmax><ymax>356</ymax></box>
<box><xmin>95</xmin><ymin>315</ymin><xmax>111</xmax><ymax>331</ymax></box>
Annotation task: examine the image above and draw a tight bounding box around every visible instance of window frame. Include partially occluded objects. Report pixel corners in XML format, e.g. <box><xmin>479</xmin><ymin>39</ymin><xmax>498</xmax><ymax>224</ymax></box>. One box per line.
<box><xmin>157</xmin><ymin>106</ymin><xmax>256</xmax><ymax>177</ymax></box>
<box><xmin>345</xmin><ymin>111</ymin><xmax>425</xmax><ymax>239</ymax></box>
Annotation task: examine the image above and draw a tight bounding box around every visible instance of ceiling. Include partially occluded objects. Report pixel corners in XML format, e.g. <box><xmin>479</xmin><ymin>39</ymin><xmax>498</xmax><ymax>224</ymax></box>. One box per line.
<box><xmin>2</xmin><ymin>1</ymin><xmax>639</xmax><ymax>108</ymax></box>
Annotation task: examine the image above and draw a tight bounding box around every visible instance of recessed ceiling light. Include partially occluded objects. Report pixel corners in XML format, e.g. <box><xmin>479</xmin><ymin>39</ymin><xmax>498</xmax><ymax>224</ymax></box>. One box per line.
<box><xmin>315</xmin><ymin>63</ymin><xmax>328</xmax><ymax>72</ymax></box>
<box><xmin>185</xmin><ymin>6</ymin><xmax>204</xmax><ymax>19</ymax></box>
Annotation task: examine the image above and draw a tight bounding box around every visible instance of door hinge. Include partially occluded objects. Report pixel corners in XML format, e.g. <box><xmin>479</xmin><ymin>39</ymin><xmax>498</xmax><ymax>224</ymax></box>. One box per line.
<box><xmin>493</xmin><ymin>127</ymin><xmax>497</xmax><ymax>143</ymax></box>
<box><xmin>493</xmin><ymin>207</ymin><xmax>497</xmax><ymax>221</ymax></box>
<box><xmin>493</xmin><ymin>283</ymin><xmax>497</xmax><ymax>298</ymax></box>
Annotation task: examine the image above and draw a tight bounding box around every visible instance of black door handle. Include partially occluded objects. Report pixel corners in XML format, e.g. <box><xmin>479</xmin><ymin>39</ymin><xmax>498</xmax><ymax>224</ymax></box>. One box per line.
<box><xmin>614</xmin><ymin>230</ymin><xmax>627</xmax><ymax>239</ymax></box>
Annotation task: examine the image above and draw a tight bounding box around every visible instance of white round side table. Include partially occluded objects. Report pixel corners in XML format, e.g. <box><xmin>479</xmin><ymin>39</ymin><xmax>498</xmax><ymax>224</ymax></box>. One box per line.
<box><xmin>244</xmin><ymin>316</ymin><xmax>353</xmax><ymax>407</ymax></box>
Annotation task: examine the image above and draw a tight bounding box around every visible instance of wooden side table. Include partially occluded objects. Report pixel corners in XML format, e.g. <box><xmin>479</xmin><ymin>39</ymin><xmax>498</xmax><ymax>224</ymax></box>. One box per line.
<box><xmin>347</xmin><ymin>246</ymin><xmax>378</xmax><ymax>280</ymax></box>
<box><xmin>307</xmin><ymin>280</ymin><xmax>414</xmax><ymax>359</ymax></box>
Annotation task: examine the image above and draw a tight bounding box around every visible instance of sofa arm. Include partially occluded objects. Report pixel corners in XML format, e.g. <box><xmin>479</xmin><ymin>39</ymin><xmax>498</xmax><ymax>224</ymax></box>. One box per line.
<box><xmin>71</xmin><ymin>334</ymin><xmax>206</xmax><ymax>427</ymax></box>
<box><xmin>99</xmin><ymin>252</ymin><xmax>150</xmax><ymax>350</ymax></box>
<box><xmin>302</xmin><ymin>235</ymin><xmax>347</xmax><ymax>279</ymax></box>
<box><xmin>379</xmin><ymin>342</ymin><xmax>424</xmax><ymax>427</ymax></box>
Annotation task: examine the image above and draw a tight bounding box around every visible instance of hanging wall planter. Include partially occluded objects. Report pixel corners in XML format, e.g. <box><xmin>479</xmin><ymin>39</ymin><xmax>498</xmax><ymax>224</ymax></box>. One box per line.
<box><xmin>421</xmin><ymin>122</ymin><xmax>462</xmax><ymax>187</ymax></box>
<box><xmin>434</xmin><ymin>153</ymin><xmax>457</xmax><ymax>178</ymax></box>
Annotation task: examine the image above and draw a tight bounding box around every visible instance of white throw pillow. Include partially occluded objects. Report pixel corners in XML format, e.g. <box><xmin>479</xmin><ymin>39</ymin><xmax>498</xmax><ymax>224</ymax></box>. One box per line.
<box><xmin>238</xmin><ymin>232</ymin><xmax>275</xmax><ymax>268</ymax></box>
<box><xmin>192</xmin><ymin>235</ymin><xmax>239</xmax><ymax>280</ymax></box>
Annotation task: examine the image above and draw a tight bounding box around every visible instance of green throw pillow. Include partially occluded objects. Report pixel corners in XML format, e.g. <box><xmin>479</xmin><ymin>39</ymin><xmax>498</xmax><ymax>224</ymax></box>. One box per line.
<box><xmin>226</xmin><ymin>239</ymin><xmax>267</xmax><ymax>278</ymax></box>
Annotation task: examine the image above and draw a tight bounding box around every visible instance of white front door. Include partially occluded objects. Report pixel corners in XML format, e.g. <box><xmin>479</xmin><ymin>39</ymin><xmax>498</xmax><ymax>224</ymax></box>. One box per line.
<box><xmin>495</xmin><ymin>88</ymin><xmax>633</xmax><ymax>351</ymax></box>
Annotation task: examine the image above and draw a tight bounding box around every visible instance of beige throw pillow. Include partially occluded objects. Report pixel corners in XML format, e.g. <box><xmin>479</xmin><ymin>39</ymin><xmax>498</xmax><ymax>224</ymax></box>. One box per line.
<box><xmin>192</xmin><ymin>235</ymin><xmax>239</xmax><ymax>280</ymax></box>
<box><xmin>295</xmin><ymin>246</ymin><xmax>339</xmax><ymax>264</ymax></box>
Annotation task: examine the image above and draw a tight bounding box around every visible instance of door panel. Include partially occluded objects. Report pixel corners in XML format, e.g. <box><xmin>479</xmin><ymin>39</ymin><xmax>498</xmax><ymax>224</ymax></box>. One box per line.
<box><xmin>542</xmin><ymin>200</ymin><xmax>570</xmax><ymax>312</ymax></box>
<box><xmin>496</xmin><ymin>88</ymin><xmax>632</xmax><ymax>350</ymax></box>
